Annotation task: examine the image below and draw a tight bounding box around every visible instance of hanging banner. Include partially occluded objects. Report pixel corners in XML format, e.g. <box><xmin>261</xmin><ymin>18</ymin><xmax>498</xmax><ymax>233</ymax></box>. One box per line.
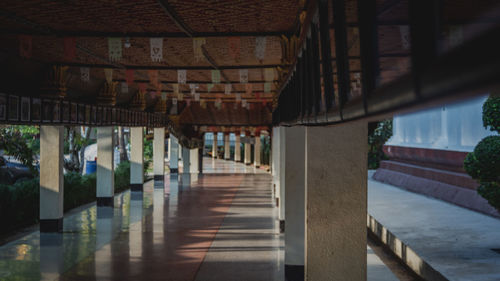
<box><xmin>211</xmin><ymin>70</ymin><xmax>221</xmax><ymax>84</ymax></box>
<box><xmin>236</xmin><ymin>93</ymin><xmax>242</xmax><ymax>101</ymax></box>
<box><xmin>172</xmin><ymin>98</ymin><xmax>178</xmax><ymax>105</ymax></box>
<box><xmin>173</xmin><ymin>83</ymin><xmax>179</xmax><ymax>95</ymax></box>
<box><xmin>104</xmin><ymin>68</ymin><xmax>113</xmax><ymax>83</ymax></box>
<box><xmin>239</xmin><ymin>69</ymin><xmax>248</xmax><ymax>83</ymax></box>
<box><xmin>398</xmin><ymin>26</ymin><xmax>410</xmax><ymax>50</ymax></box>
<box><xmin>227</xmin><ymin>37</ymin><xmax>241</xmax><ymax>59</ymax></box>
<box><xmin>207</xmin><ymin>83</ymin><xmax>214</xmax><ymax>92</ymax></box>
<box><xmin>245</xmin><ymin>83</ymin><xmax>253</xmax><ymax>95</ymax></box>
<box><xmin>63</xmin><ymin>37</ymin><xmax>77</xmax><ymax>61</ymax></box>
<box><xmin>80</xmin><ymin>67</ymin><xmax>90</xmax><ymax>82</ymax></box>
<box><xmin>108</xmin><ymin>37</ymin><xmax>122</xmax><ymax>61</ymax></box>
<box><xmin>194</xmin><ymin>93</ymin><xmax>200</xmax><ymax>101</ymax></box>
<box><xmin>193</xmin><ymin>37</ymin><xmax>206</xmax><ymax>62</ymax></box>
<box><xmin>264</xmin><ymin>68</ymin><xmax>274</xmax><ymax>81</ymax></box>
<box><xmin>224</xmin><ymin>83</ymin><xmax>232</xmax><ymax>95</ymax></box>
<box><xmin>150</xmin><ymin>37</ymin><xmax>163</xmax><ymax>62</ymax></box>
<box><xmin>189</xmin><ymin>84</ymin><xmax>197</xmax><ymax>96</ymax></box>
<box><xmin>121</xmin><ymin>82</ymin><xmax>128</xmax><ymax>94</ymax></box>
<box><xmin>161</xmin><ymin>91</ymin><xmax>167</xmax><ymax>101</ymax></box>
<box><xmin>178</xmin><ymin>69</ymin><xmax>187</xmax><ymax>84</ymax></box>
<box><xmin>148</xmin><ymin>70</ymin><xmax>159</xmax><ymax>88</ymax></box>
<box><xmin>200</xmin><ymin>100</ymin><xmax>206</xmax><ymax>108</ymax></box>
<box><xmin>264</xmin><ymin>82</ymin><xmax>271</xmax><ymax>93</ymax></box>
<box><xmin>242</xmin><ymin>99</ymin><xmax>247</xmax><ymax>108</ymax></box>
<box><xmin>255</xmin><ymin>36</ymin><xmax>266</xmax><ymax>60</ymax></box>
<box><xmin>19</xmin><ymin>35</ymin><xmax>32</xmax><ymax>59</ymax></box>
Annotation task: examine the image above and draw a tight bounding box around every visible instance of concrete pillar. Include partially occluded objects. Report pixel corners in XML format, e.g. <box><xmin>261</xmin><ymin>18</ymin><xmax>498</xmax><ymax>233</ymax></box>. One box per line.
<box><xmin>130</xmin><ymin>127</ymin><xmax>144</xmax><ymax>192</ymax></box>
<box><xmin>153</xmin><ymin>127</ymin><xmax>165</xmax><ymax>181</ymax></box>
<box><xmin>254</xmin><ymin>135</ymin><xmax>261</xmax><ymax>167</ymax></box>
<box><xmin>284</xmin><ymin>127</ymin><xmax>306</xmax><ymax>280</ymax></box>
<box><xmin>224</xmin><ymin>133</ymin><xmax>230</xmax><ymax>160</ymax></box>
<box><xmin>97</xmin><ymin>126</ymin><xmax>115</xmax><ymax>207</ymax></box>
<box><xmin>39</xmin><ymin>125</ymin><xmax>64</xmax><ymax>232</ymax></box>
<box><xmin>272</xmin><ymin>127</ymin><xmax>280</xmax><ymax>203</ymax></box>
<box><xmin>244</xmin><ymin>132</ymin><xmax>252</xmax><ymax>165</ymax></box>
<box><xmin>181</xmin><ymin>146</ymin><xmax>191</xmax><ymax>186</ymax></box>
<box><xmin>189</xmin><ymin>148</ymin><xmax>199</xmax><ymax>174</ymax></box>
<box><xmin>305</xmin><ymin>122</ymin><xmax>367</xmax><ymax>281</ymax></box>
<box><xmin>198</xmin><ymin>147</ymin><xmax>203</xmax><ymax>174</ymax></box>
<box><xmin>279</xmin><ymin>127</ymin><xmax>286</xmax><ymax>226</ymax></box>
<box><xmin>168</xmin><ymin>134</ymin><xmax>179</xmax><ymax>173</ymax></box>
<box><xmin>234</xmin><ymin>134</ymin><xmax>241</xmax><ymax>162</ymax></box>
<box><xmin>212</xmin><ymin>133</ymin><xmax>218</xmax><ymax>158</ymax></box>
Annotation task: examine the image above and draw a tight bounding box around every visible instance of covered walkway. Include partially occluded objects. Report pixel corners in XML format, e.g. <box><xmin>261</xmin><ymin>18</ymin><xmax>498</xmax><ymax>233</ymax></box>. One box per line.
<box><xmin>0</xmin><ymin>159</ymin><xmax>400</xmax><ymax>281</ymax></box>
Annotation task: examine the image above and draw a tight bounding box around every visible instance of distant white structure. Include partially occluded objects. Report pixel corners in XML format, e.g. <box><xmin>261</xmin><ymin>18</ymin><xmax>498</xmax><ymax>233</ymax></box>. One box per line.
<box><xmin>387</xmin><ymin>95</ymin><xmax>498</xmax><ymax>152</ymax></box>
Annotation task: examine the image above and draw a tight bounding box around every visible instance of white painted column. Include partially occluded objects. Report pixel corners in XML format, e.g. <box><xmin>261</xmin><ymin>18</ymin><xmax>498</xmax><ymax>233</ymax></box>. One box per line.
<box><xmin>284</xmin><ymin>126</ymin><xmax>306</xmax><ymax>279</ymax></box>
<box><xmin>234</xmin><ymin>134</ymin><xmax>241</xmax><ymax>162</ymax></box>
<box><xmin>279</xmin><ymin>126</ymin><xmax>286</xmax><ymax>226</ymax></box>
<box><xmin>189</xmin><ymin>148</ymin><xmax>199</xmax><ymax>174</ymax></box>
<box><xmin>224</xmin><ymin>133</ymin><xmax>230</xmax><ymax>160</ymax></box>
<box><xmin>254</xmin><ymin>135</ymin><xmax>261</xmax><ymax>167</ymax></box>
<box><xmin>244</xmin><ymin>141</ymin><xmax>251</xmax><ymax>165</ymax></box>
<box><xmin>212</xmin><ymin>133</ymin><xmax>218</xmax><ymax>158</ymax></box>
<box><xmin>39</xmin><ymin>125</ymin><xmax>64</xmax><ymax>232</ymax></box>
<box><xmin>168</xmin><ymin>134</ymin><xmax>179</xmax><ymax>173</ymax></box>
<box><xmin>272</xmin><ymin>127</ymin><xmax>281</xmax><ymax>204</ymax></box>
<box><xmin>181</xmin><ymin>146</ymin><xmax>191</xmax><ymax>186</ymax></box>
<box><xmin>153</xmin><ymin>127</ymin><xmax>165</xmax><ymax>181</ymax></box>
<box><xmin>305</xmin><ymin>122</ymin><xmax>367</xmax><ymax>281</ymax></box>
<box><xmin>97</xmin><ymin>126</ymin><xmax>115</xmax><ymax>207</ymax></box>
<box><xmin>130</xmin><ymin>127</ymin><xmax>144</xmax><ymax>192</ymax></box>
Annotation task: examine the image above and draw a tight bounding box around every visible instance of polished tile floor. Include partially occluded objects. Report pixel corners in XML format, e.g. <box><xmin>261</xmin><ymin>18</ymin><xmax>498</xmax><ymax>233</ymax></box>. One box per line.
<box><xmin>0</xmin><ymin>158</ymin><xmax>398</xmax><ymax>281</ymax></box>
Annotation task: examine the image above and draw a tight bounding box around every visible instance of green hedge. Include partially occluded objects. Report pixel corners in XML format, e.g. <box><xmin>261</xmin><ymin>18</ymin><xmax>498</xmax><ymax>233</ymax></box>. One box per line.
<box><xmin>0</xmin><ymin>160</ymin><xmax>134</xmax><ymax>236</ymax></box>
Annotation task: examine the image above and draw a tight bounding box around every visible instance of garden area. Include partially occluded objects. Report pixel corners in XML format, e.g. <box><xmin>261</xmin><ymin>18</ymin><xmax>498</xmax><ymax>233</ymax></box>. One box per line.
<box><xmin>0</xmin><ymin>126</ymin><xmax>152</xmax><ymax>237</ymax></box>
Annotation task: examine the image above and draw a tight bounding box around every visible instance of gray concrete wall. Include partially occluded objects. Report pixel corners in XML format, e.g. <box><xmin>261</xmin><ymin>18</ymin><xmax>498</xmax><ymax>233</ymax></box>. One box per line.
<box><xmin>305</xmin><ymin>122</ymin><xmax>367</xmax><ymax>281</ymax></box>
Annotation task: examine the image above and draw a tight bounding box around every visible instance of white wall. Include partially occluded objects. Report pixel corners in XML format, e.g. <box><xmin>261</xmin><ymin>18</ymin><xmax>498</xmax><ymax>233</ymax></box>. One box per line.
<box><xmin>387</xmin><ymin>95</ymin><xmax>497</xmax><ymax>152</ymax></box>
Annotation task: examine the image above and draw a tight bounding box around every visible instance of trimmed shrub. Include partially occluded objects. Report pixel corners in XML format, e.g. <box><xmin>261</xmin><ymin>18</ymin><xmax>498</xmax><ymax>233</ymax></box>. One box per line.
<box><xmin>477</xmin><ymin>182</ymin><xmax>500</xmax><ymax>212</ymax></box>
<box><xmin>482</xmin><ymin>96</ymin><xmax>500</xmax><ymax>133</ymax></box>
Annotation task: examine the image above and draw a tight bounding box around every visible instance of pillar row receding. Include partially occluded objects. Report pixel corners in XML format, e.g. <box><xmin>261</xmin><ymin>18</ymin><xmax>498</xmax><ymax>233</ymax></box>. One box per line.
<box><xmin>234</xmin><ymin>134</ymin><xmax>241</xmax><ymax>162</ymax></box>
<box><xmin>224</xmin><ymin>133</ymin><xmax>230</xmax><ymax>160</ymax></box>
<box><xmin>153</xmin><ymin>127</ymin><xmax>165</xmax><ymax>181</ymax></box>
<box><xmin>168</xmin><ymin>134</ymin><xmax>179</xmax><ymax>173</ymax></box>
<box><xmin>39</xmin><ymin>125</ymin><xmax>64</xmax><ymax>232</ymax></box>
<box><xmin>254</xmin><ymin>135</ymin><xmax>261</xmax><ymax>168</ymax></box>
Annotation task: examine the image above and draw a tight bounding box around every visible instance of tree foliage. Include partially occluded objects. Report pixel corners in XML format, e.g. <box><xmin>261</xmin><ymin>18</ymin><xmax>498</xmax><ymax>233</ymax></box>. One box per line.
<box><xmin>368</xmin><ymin>119</ymin><xmax>393</xmax><ymax>169</ymax></box>
<box><xmin>0</xmin><ymin>126</ymin><xmax>37</xmax><ymax>174</ymax></box>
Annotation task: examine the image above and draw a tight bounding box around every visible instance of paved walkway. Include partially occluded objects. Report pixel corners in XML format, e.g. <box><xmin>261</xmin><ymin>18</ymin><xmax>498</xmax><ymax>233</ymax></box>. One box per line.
<box><xmin>0</xmin><ymin>158</ymin><xmax>398</xmax><ymax>281</ymax></box>
<box><xmin>369</xmin><ymin>176</ymin><xmax>500</xmax><ymax>281</ymax></box>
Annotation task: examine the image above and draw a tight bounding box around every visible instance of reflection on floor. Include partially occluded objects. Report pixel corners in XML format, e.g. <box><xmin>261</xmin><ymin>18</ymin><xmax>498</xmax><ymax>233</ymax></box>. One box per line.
<box><xmin>0</xmin><ymin>158</ymin><xmax>398</xmax><ymax>281</ymax></box>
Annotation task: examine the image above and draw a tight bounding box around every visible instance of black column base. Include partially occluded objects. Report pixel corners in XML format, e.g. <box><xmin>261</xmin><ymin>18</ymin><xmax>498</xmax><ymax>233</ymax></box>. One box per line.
<box><xmin>130</xmin><ymin>183</ymin><xmax>143</xmax><ymax>192</ymax></box>
<box><xmin>285</xmin><ymin>265</ymin><xmax>304</xmax><ymax>281</ymax></box>
<box><xmin>40</xmin><ymin>218</ymin><xmax>63</xmax><ymax>233</ymax></box>
<box><xmin>154</xmin><ymin>175</ymin><xmax>165</xmax><ymax>181</ymax></box>
<box><xmin>245</xmin><ymin>163</ymin><xmax>252</xmax><ymax>166</ymax></box>
<box><xmin>97</xmin><ymin>197</ymin><xmax>114</xmax><ymax>207</ymax></box>
<box><xmin>279</xmin><ymin>220</ymin><xmax>285</xmax><ymax>233</ymax></box>
<box><xmin>170</xmin><ymin>168</ymin><xmax>178</xmax><ymax>173</ymax></box>
<box><xmin>255</xmin><ymin>165</ymin><xmax>260</xmax><ymax>168</ymax></box>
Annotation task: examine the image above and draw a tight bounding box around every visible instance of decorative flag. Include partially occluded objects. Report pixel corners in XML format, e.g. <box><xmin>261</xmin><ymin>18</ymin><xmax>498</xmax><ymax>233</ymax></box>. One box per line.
<box><xmin>161</xmin><ymin>92</ymin><xmax>167</xmax><ymax>101</ymax></box>
<box><xmin>104</xmin><ymin>68</ymin><xmax>113</xmax><ymax>83</ymax></box>
<box><xmin>224</xmin><ymin>83</ymin><xmax>232</xmax><ymax>95</ymax></box>
<box><xmin>255</xmin><ymin>36</ymin><xmax>266</xmax><ymax>60</ymax></box>
<box><xmin>108</xmin><ymin>37</ymin><xmax>122</xmax><ymax>61</ymax></box>
<box><xmin>172</xmin><ymin>98</ymin><xmax>178</xmax><ymax>105</ymax></box>
<box><xmin>264</xmin><ymin>68</ymin><xmax>274</xmax><ymax>81</ymax></box>
<box><xmin>80</xmin><ymin>67</ymin><xmax>90</xmax><ymax>82</ymax></box>
<box><xmin>242</xmin><ymin>99</ymin><xmax>247</xmax><ymax>108</ymax></box>
<box><xmin>245</xmin><ymin>84</ymin><xmax>253</xmax><ymax>95</ymax></box>
<box><xmin>124</xmin><ymin>69</ymin><xmax>134</xmax><ymax>85</ymax></box>
<box><xmin>189</xmin><ymin>84</ymin><xmax>197</xmax><ymax>95</ymax></box>
<box><xmin>63</xmin><ymin>37</ymin><xmax>76</xmax><ymax>61</ymax></box>
<box><xmin>239</xmin><ymin>69</ymin><xmax>248</xmax><ymax>83</ymax></box>
<box><xmin>449</xmin><ymin>25</ymin><xmax>463</xmax><ymax>48</ymax></box>
<box><xmin>200</xmin><ymin>100</ymin><xmax>206</xmax><ymax>108</ymax></box>
<box><xmin>19</xmin><ymin>35</ymin><xmax>32</xmax><ymax>59</ymax></box>
<box><xmin>173</xmin><ymin>83</ymin><xmax>179</xmax><ymax>95</ymax></box>
<box><xmin>178</xmin><ymin>92</ymin><xmax>183</xmax><ymax>101</ymax></box>
<box><xmin>236</xmin><ymin>93</ymin><xmax>242</xmax><ymax>101</ymax></box>
<box><xmin>193</xmin><ymin>37</ymin><xmax>206</xmax><ymax>62</ymax></box>
<box><xmin>139</xmin><ymin>82</ymin><xmax>147</xmax><ymax>93</ymax></box>
<box><xmin>399</xmin><ymin>26</ymin><xmax>410</xmax><ymax>50</ymax></box>
<box><xmin>264</xmin><ymin>82</ymin><xmax>271</xmax><ymax>93</ymax></box>
<box><xmin>178</xmin><ymin>70</ymin><xmax>187</xmax><ymax>84</ymax></box>
<box><xmin>121</xmin><ymin>82</ymin><xmax>128</xmax><ymax>93</ymax></box>
<box><xmin>211</xmin><ymin>70</ymin><xmax>221</xmax><ymax>84</ymax></box>
<box><xmin>227</xmin><ymin>37</ymin><xmax>241</xmax><ymax>59</ymax></box>
<box><xmin>148</xmin><ymin>70</ymin><xmax>159</xmax><ymax>88</ymax></box>
<box><xmin>194</xmin><ymin>93</ymin><xmax>200</xmax><ymax>101</ymax></box>
<box><xmin>150</xmin><ymin>38</ymin><xmax>163</xmax><ymax>62</ymax></box>
<box><xmin>207</xmin><ymin>83</ymin><xmax>214</xmax><ymax>92</ymax></box>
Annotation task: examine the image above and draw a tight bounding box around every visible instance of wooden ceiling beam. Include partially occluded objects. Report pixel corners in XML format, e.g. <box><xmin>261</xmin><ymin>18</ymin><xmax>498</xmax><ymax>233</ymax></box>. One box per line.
<box><xmin>60</xmin><ymin>62</ymin><xmax>287</xmax><ymax>70</ymax></box>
